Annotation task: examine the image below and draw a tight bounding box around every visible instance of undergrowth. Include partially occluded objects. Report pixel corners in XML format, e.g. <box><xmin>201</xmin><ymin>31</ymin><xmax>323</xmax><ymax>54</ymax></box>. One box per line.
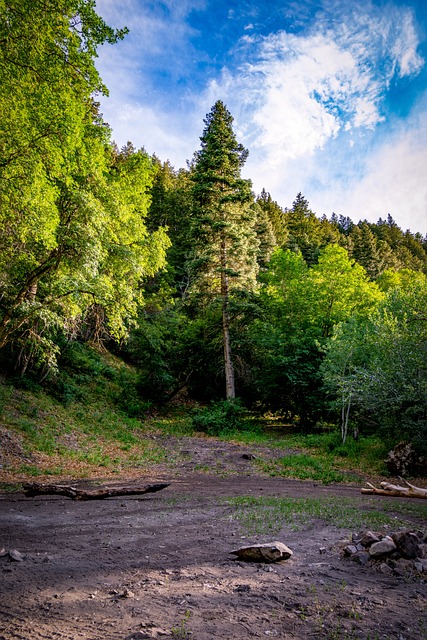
<box><xmin>0</xmin><ymin>344</ymin><xmax>407</xmax><ymax>482</ymax></box>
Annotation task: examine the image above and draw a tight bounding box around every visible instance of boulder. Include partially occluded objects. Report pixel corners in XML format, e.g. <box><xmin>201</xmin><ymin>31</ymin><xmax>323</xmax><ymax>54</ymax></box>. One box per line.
<box><xmin>392</xmin><ymin>531</ymin><xmax>421</xmax><ymax>559</ymax></box>
<box><xmin>352</xmin><ymin>530</ymin><xmax>380</xmax><ymax>547</ymax></box>
<box><xmin>369</xmin><ymin>538</ymin><xmax>396</xmax><ymax>557</ymax></box>
<box><xmin>231</xmin><ymin>541</ymin><xmax>293</xmax><ymax>563</ymax></box>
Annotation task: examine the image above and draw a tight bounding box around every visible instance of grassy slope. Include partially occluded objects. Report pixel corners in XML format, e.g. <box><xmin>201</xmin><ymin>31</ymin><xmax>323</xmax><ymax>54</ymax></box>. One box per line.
<box><xmin>0</xmin><ymin>343</ymin><xmax>413</xmax><ymax>488</ymax></box>
<box><xmin>0</xmin><ymin>344</ymin><xmax>168</xmax><ymax>484</ymax></box>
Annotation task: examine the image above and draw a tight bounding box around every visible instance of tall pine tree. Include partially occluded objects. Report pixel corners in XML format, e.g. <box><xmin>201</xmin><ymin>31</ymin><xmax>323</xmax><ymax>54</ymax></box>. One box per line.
<box><xmin>190</xmin><ymin>101</ymin><xmax>258</xmax><ymax>399</ymax></box>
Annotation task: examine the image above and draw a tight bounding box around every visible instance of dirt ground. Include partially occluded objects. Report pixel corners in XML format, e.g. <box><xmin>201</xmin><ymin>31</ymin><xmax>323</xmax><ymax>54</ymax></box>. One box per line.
<box><xmin>0</xmin><ymin>437</ymin><xmax>426</xmax><ymax>640</ymax></box>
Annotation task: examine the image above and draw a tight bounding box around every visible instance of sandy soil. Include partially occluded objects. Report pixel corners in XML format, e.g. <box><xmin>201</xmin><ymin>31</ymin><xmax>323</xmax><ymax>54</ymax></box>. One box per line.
<box><xmin>0</xmin><ymin>438</ymin><xmax>426</xmax><ymax>640</ymax></box>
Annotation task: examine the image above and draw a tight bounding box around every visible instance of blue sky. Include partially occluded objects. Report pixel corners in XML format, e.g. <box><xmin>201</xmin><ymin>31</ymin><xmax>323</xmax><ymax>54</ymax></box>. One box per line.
<box><xmin>95</xmin><ymin>0</ymin><xmax>427</xmax><ymax>234</ymax></box>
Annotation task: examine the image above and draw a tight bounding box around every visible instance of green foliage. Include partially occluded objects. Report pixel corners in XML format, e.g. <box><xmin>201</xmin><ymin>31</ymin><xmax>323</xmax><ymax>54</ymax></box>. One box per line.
<box><xmin>256</xmin><ymin>188</ymin><xmax>287</xmax><ymax>246</ymax></box>
<box><xmin>348</xmin><ymin>222</ymin><xmax>393</xmax><ymax>279</ymax></box>
<box><xmin>0</xmin><ymin>2</ymin><xmax>169</xmax><ymax>376</ymax></box>
<box><xmin>191</xmin><ymin>399</ymin><xmax>251</xmax><ymax>436</ymax></box>
<box><xmin>283</xmin><ymin>193</ymin><xmax>341</xmax><ymax>266</ymax></box>
<box><xmin>322</xmin><ymin>271</ymin><xmax>427</xmax><ymax>452</ymax></box>
<box><xmin>189</xmin><ymin>101</ymin><xmax>259</xmax><ymax>298</ymax></box>
<box><xmin>246</xmin><ymin>245</ymin><xmax>383</xmax><ymax>423</ymax></box>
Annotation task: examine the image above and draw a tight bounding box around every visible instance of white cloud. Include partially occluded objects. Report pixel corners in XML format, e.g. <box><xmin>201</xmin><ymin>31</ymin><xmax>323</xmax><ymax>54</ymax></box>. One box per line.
<box><xmin>389</xmin><ymin>9</ymin><xmax>424</xmax><ymax>78</ymax></box>
<box><xmin>208</xmin><ymin>2</ymin><xmax>424</xmax><ymax>163</ymax></box>
<box><xmin>246</xmin><ymin>32</ymin><xmax>376</xmax><ymax>160</ymax></box>
<box><xmin>329</xmin><ymin>108</ymin><xmax>427</xmax><ymax>233</ymax></box>
<box><xmin>94</xmin><ymin>0</ymin><xmax>426</xmax><ymax>233</ymax></box>
<box><xmin>198</xmin><ymin>1</ymin><xmax>426</xmax><ymax>233</ymax></box>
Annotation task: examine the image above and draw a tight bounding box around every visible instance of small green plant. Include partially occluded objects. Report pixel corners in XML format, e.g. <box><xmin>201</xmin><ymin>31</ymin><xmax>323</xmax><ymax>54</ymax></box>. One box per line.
<box><xmin>17</xmin><ymin>464</ymin><xmax>43</xmax><ymax>476</ymax></box>
<box><xmin>171</xmin><ymin>610</ymin><xmax>192</xmax><ymax>639</ymax></box>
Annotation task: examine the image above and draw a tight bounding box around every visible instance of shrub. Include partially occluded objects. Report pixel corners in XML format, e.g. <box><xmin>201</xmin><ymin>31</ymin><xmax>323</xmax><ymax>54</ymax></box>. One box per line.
<box><xmin>191</xmin><ymin>399</ymin><xmax>249</xmax><ymax>436</ymax></box>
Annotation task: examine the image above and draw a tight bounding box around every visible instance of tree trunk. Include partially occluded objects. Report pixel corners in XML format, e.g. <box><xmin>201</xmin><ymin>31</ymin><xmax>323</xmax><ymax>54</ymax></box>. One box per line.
<box><xmin>22</xmin><ymin>482</ymin><xmax>170</xmax><ymax>500</ymax></box>
<box><xmin>221</xmin><ymin>239</ymin><xmax>235</xmax><ymax>399</ymax></box>
<box><xmin>341</xmin><ymin>393</ymin><xmax>351</xmax><ymax>444</ymax></box>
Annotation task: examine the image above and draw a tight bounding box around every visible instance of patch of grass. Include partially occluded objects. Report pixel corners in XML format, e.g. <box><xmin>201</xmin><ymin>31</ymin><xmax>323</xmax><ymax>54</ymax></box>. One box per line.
<box><xmin>0</xmin><ymin>482</ymin><xmax>22</xmax><ymax>493</ymax></box>
<box><xmin>72</xmin><ymin>448</ymin><xmax>118</xmax><ymax>467</ymax></box>
<box><xmin>0</xmin><ymin>382</ymin><xmax>13</xmax><ymax>412</ymax></box>
<box><xmin>257</xmin><ymin>452</ymin><xmax>360</xmax><ymax>484</ymax></box>
<box><xmin>225</xmin><ymin>495</ymin><xmax>427</xmax><ymax>535</ymax></box>
<box><xmin>125</xmin><ymin>445</ymin><xmax>167</xmax><ymax>467</ymax></box>
<box><xmin>286</xmin><ymin>432</ymin><xmax>390</xmax><ymax>476</ymax></box>
<box><xmin>223</xmin><ymin>426</ymin><xmax>389</xmax><ymax>480</ymax></box>
<box><xmin>149</xmin><ymin>414</ymin><xmax>195</xmax><ymax>437</ymax></box>
<box><xmin>16</xmin><ymin>464</ymin><xmax>43</xmax><ymax>477</ymax></box>
<box><xmin>0</xmin><ymin>357</ymin><xmax>167</xmax><ymax>478</ymax></box>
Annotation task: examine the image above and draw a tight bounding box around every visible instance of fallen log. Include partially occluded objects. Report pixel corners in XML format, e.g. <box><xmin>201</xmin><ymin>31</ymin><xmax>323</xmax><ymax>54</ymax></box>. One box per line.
<box><xmin>361</xmin><ymin>478</ymin><xmax>427</xmax><ymax>499</ymax></box>
<box><xmin>22</xmin><ymin>482</ymin><xmax>170</xmax><ymax>501</ymax></box>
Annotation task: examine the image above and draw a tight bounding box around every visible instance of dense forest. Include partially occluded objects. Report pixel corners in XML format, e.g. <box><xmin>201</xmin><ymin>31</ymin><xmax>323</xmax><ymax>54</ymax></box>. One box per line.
<box><xmin>1</xmin><ymin>0</ymin><xmax>426</xmax><ymax>458</ymax></box>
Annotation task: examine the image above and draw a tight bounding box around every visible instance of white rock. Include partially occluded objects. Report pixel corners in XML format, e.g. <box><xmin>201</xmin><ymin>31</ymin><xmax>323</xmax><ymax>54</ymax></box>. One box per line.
<box><xmin>231</xmin><ymin>541</ymin><xmax>293</xmax><ymax>563</ymax></box>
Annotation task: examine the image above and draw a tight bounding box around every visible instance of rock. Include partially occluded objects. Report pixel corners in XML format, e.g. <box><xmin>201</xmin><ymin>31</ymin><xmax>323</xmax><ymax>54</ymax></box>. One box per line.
<box><xmin>392</xmin><ymin>558</ymin><xmax>416</xmax><ymax>576</ymax></box>
<box><xmin>343</xmin><ymin>544</ymin><xmax>358</xmax><ymax>556</ymax></box>
<box><xmin>0</xmin><ymin>548</ymin><xmax>8</xmax><ymax>557</ymax></box>
<box><xmin>353</xmin><ymin>530</ymin><xmax>380</xmax><ymax>547</ymax></box>
<box><xmin>350</xmin><ymin>551</ymin><xmax>370</xmax><ymax>565</ymax></box>
<box><xmin>8</xmin><ymin>549</ymin><xmax>24</xmax><ymax>562</ymax></box>
<box><xmin>379</xmin><ymin>562</ymin><xmax>393</xmax><ymax>576</ymax></box>
<box><xmin>369</xmin><ymin>538</ymin><xmax>397</xmax><ymax>557</ymax></box>
<box><xmin>418</xmin><ymin>544</ymin><xmax>427</xmax><ymax>559</ymax></box>
<box><xmin>415</xmin><ymin>558</ymin><xmax>427</xmax><ymax>573</ymax></box>
<box><xmin>230</xmin><ymin>541</ymin><xmax>293</xmax><ymax>563</ymax></box>
<box><xmin>392</xmin><ymin>531</ymin><xmax>421</xmax><ymax>559</ymax></box>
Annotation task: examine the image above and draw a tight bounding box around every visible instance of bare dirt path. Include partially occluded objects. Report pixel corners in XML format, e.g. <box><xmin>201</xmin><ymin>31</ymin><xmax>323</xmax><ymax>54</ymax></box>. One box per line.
<box><xmin>1</xmin><ymin>466</ymin><xmax>426</xmax><ymax>640</ymax></box>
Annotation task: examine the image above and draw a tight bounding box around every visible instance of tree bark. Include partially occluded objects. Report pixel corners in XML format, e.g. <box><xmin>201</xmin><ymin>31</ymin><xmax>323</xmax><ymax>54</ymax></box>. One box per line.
<box><xmin>221</xmin><ymin>239</ymin><xmax>235</xmax><ymax>399</ymax></box>
<box><xmin>22</xmin><ymin>482</ymin><xmax>170</xmax><ymax>501</ymax></box>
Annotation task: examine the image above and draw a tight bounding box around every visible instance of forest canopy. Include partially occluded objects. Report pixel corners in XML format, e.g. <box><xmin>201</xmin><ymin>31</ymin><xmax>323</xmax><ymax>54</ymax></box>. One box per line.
<box><xmin>1</xmin><ymin>0</ymin><xmax>426</xmax><ymax>455</ymax></box>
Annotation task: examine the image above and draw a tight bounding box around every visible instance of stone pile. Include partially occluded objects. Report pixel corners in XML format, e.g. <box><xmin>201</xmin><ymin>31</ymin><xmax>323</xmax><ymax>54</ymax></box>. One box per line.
<box><xmin>343</xmin><ymin>529</ymin><xmax>427</xmax><ymax>576</ymax></box>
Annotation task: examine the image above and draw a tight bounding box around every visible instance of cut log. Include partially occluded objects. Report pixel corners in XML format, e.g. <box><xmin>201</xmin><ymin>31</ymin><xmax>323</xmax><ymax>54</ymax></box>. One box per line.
<box><xmin>22</xmin><ymin>482</ymin><xmax>170</xmax><ymax>500</ymax></box>
<box><xmin>361</xmin><ymin>478</ymin><xmax>427</xmax><ymax>499</ymax></box>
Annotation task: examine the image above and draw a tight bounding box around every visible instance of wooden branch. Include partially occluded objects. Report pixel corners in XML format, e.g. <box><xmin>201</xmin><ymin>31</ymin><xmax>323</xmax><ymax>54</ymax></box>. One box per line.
<box><xmin>361</xmin><ymin>478</ymin><xmax>427</xmax><ymax>499</ymax></box>
<box><xmin>22</xmin><ymin>482</ymin><xmax>170</xmax><ymax>501</ymax></box>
